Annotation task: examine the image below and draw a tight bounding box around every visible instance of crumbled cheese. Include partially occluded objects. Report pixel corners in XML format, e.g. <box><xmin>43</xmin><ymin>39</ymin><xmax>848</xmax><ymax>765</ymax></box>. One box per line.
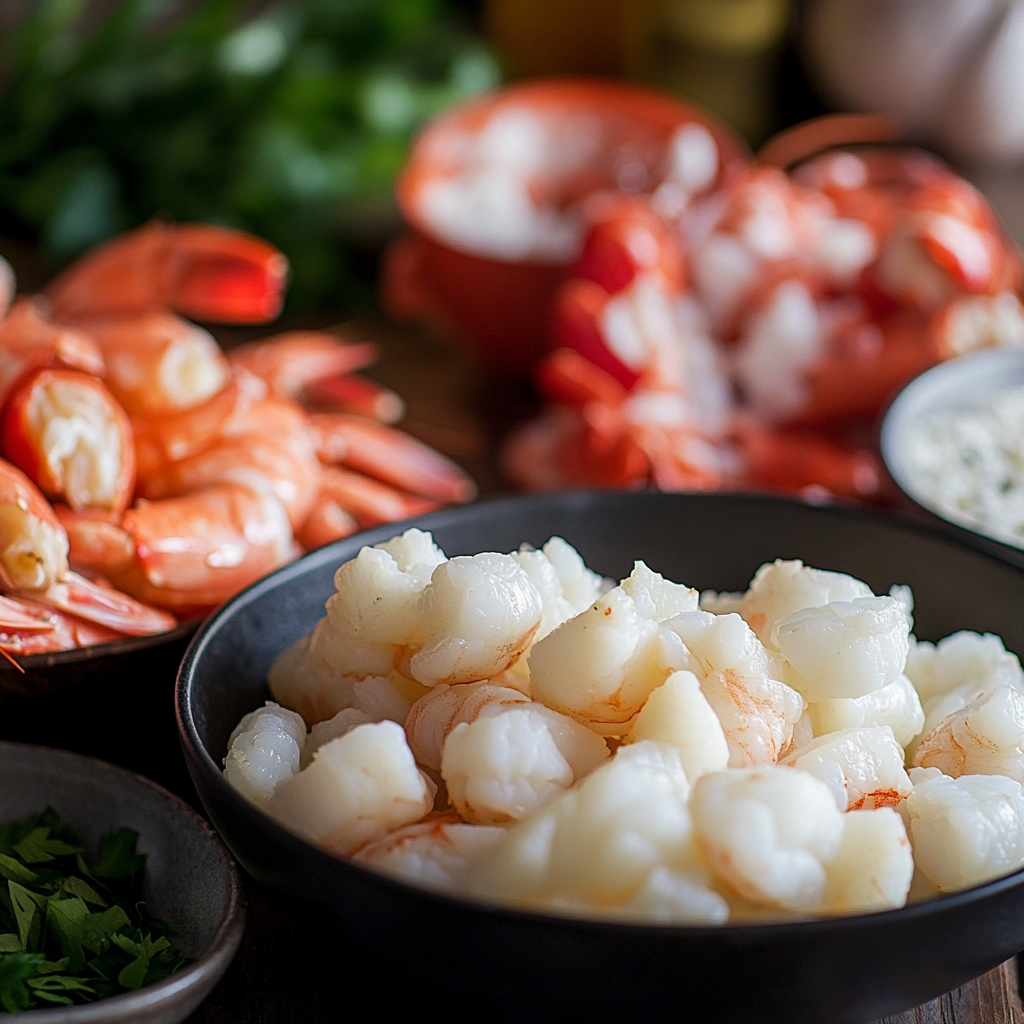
<box><xmin>903</xmin><ymin>385</ymin><xmax>1024</xmax><ymax>545</ymax></box>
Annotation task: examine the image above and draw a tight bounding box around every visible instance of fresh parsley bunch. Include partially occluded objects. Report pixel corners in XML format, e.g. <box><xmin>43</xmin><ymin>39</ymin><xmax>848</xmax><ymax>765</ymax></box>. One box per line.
<box><xmin>0</xmin><ymin>808</ymin><xmax>189</xmax><ymax>1013</ymax></box>
<box><xmin>0</xmin><ymin>0</ymin><xmax>498</xmax><ymax>311</ymax></box>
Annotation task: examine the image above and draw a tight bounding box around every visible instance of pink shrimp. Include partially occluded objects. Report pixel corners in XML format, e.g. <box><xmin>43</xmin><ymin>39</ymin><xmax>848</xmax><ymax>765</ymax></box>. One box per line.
<box><xmin>46</xmin><ymin>221</ymin><xmax>288</xmax><ymax>324</ymax></box>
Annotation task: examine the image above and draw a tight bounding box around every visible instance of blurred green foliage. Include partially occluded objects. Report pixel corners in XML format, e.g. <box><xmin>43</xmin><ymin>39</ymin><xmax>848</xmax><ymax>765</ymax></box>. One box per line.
<box><xmin>0</xmin><ymin>0</ymin><xmax>499</xmax><ymax>309</ymax></box>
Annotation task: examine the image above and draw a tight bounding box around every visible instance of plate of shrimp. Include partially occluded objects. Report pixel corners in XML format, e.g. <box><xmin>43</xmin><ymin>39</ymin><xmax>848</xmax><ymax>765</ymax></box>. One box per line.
<box><xmin>179</xmin><ymin>489</ymin><xmax>1024</xmax><ymax>1024</ymax></box>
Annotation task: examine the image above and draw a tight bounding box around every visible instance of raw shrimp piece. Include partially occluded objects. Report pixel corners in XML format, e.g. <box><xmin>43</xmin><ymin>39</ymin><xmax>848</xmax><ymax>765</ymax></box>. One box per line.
<box><xmin>353</xmin><ymin>812</ymin><xmax>505</xmax><ymax>891</ymax></box>
<box><xmin>782</xmin><ymin>727</ymin><xmax>912</xmax><ymax>811</ymax></box>
<box><xmin>223</xmin><ymin>701</ymin><xmax>307</xmax><ymax>809</ymax></box>
<box><xmin>609</xmin><ymin>865</ymin><xmax>730</xmax><ymax>925</ymax></box>
<box><xmin>75</xmin><ymin>313</ymin><xmax>230</xmax><ymax>418</ymax></box>
<box><xmin>690</xmin><ymin>765</ymin><xmax>844</xmax><ymax>913</ymax></box>
<box><xmin>409</xmin><ymin>553</ymin><xmax>543</xmax><ymax>687</ymax></box>
<box><xmin>626</xmin><ymin>670</ymin><xmax>730</xmax><ymax>780</ymax></box>
<box><xmin>528</xmin><ymin>584</ymin><xmax>689</xmax><ymax>734</ymax></box>
<box><xmin>405</xmin><ymin>682</ymin><xmax>531</xmax><ymax>771</ymax></box>
<box><xmin>0</xmin><ymin>299</ymin><xmax>104</xmax><ymax>407</ymax></box>
<box><xmin>325</xmin><ymin>529</ymin><xmax>446</xmax><ymax>648</ymax></box>
<box><xmin>903</xmin><ymin>767</ymin><xmax>1024</xmax><ymax>892</ymax></box>
<box><xmin>270</xmin><ymin>720</ymin><xmax>435</xmax><ymax>856</ymax></box>
<box><xmin>469</xmin><ymin>742</ymin><xmax>696</xmax><ymax>910</ymax></box>
<box><xmin>808</xmin><ymin>674</ymin><xmax>925</xmax><ymax>748</ymax></box>
<box><xmin>823</xmin><ymin>808</ymin><xmax>913</xmax><ymax>915</ymax></box>
<box><xmin>442</xmin><ymin>702</ymin><xmax>608</xmax><ymax>824</ymax></box>
<box><xmin>774</xmin><ymin>596</ymin><xmax>911</xmax><ymax>701</ymax></box>
<box><xmin>46</xmin><ymin>221</ymin><xmax>288</xmax><ymax>324</ymax></box>
<box><xmin>304</xmin><ymin>709</ymin><xmax>373</xmax><ymax>766</ymax></box>
<box><xmin>226</xmin><ymin>331</ymin><xmax>378</xmax><ymax>403</ymax></box>
<box><xmin>913</xmin><ymin>685</ymin><xmax>1024</xmax><ymax>782</ymax></box>
<box><xmin>669</xmin><ymin>611</ymin><xmax>804</xmax><ymax>766</ymax></box>
<box><xmin>700</xmin><ymin>559</ymin><xmax>873</xmax><ymax>650</ymax></box>
<box><xmin>353</xmin><ymin>674</ymin><xmax>416</xmax><ymax>725</ymax></box>
<box><xmin>3</xmin><ymin>368</ymin><xmax>135</xmax><ymax>515</ymax></box>
<box><xmin>308</xmin><ymin>413</ymin><xmax>477</xmax><ymax>505</ymax></box>
<box><xmin>512</xmin><ymin>537</ymin><xmax>604</xmax><ymax>641</ymax></box>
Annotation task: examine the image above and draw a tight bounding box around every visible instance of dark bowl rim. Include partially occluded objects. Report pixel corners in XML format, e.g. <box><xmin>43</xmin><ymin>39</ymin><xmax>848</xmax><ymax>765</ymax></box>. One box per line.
<box><xmin>0</xmin><ymin>740</ymin><xmax>246</xmax><ymax>1022</ymax></box>
<box><xmin>879</xmin><ymin>348</ymin><xmax>1024</xmax><ymax>558</ymax></box>
<box><xmin>177</xmin><ymin>488</ymin><xmax>1024</xmax><ymax>939</ymax></box>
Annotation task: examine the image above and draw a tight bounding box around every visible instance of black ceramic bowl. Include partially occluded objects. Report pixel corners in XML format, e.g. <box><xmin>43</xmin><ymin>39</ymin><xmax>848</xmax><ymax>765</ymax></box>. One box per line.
<box><xmin>0</xmin><ymin>741</ymin><xmax>245</xmax><ymax>1023</ymax></box>
<box><xmin>880</xmin><ymin>347</ymin><xmax>1024</xmax><ymax>569</ymax></box>
<box><xmin>0</xmin><ymin>623</ymin><xmax>199</xmax><ymax>795</ymax></box>
<box><xmin>179</xmin><ymin>491</ymin><xmax>1024</xmax><ymax>1024</ymax></box>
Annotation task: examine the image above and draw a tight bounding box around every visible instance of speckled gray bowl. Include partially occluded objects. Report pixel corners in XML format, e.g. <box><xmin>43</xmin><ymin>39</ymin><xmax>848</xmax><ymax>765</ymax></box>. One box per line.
<box><xmin>0</xmin><ymin>742</ymin><xmax>245</xmax><ymax>1023</ymax></box>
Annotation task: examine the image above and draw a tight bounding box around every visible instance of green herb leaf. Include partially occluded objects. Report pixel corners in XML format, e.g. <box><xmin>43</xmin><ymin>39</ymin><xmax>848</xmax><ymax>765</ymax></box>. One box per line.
<box><xmin>117</xmin><ymin>954</ymin><xmax>148</xmax><ymax>990</ymax></box>
<box><xmin>61</xmin><ymin>875</ymin><xmax>107</xmax><ymax>907</ymax></box>
<box><xmin>91</xmin><ymin>829</ymin><xmax>145</xmax><ymax>879</ymax></box>
<box><xmin>0</xmin><ymin>934</ymin><xmax>21</xmax><ymax>953</ymax></box>
<box><xmin>8</xmin><ymin>882</ymin><xmax>42</xmax><ymax>951</ymax></box>
<box><xmin>13</xmin><ymin>827</ymin><xmax>83</xmax><ymax>864</ymax></box>
<box><xmin>0</xmin><ymin>853</ymin><xmax>37</xmax><ymax>884</ymax></box>
<box><xmin>0</xmin><ymin>952</ymin><xmax>43</xmax><ymax>1013</ymax></box>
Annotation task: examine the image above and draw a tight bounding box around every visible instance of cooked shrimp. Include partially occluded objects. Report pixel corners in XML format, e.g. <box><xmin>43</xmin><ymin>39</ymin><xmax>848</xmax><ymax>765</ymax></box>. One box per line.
<box><xmin>270</xmin><ymin>720</ymin><xmax>436</xmax><ymax>856</ymax></box>
<box><xmin>222</xmin><ymin>701</ymin><xmax>307</xmax><ymax>809</ymax></box>
<box><xmin>808</xmin><ymin>673</ymin><xmax>925</xmax><ymax>749</ymax></box>
<box><xmin>903</xmin><ymin>767</ymin><xmax>1024</xmax><ymax>892</ymax></box>
<box><xmin>309</xmin><ymin>466</ymin><xmax>439</xmax><ymax>530</ymax></box>
<box><xmin>773</xmin><ymin>596</ymin><xmax>911</xmax><ymax>701</ymax></box>
<box><xmin>823</xmin><ymin>808</ymin><xmax>913</xmax><ymax>915</ymax></box>
<box><xmin>528</xmin><ymin>563</ymin><xmax>697</xmax><ymax>734</ymax></box>
<box><xmin>783</xmin><ymin>726</ymin><xmax>912</xmax><ymax>811</ymax></box>
<box><xmin>625</xmin><ymin>670</ymin><xmax>730</xmax><ymax>780</ymax></box>
<box><xmin>409</xmin><ymin>552</ymin><xmax>543</xmax><ymax>687</ymax></box>
<box><xmin>912</xmin><ymin>685</ymin><xmax>1024</xmax><ymax>782</ymax></box>
<box><xmin>3</xmin><ymin>368</ymin><xmax>135</xmax><ymax>515</ymax></box>
<box><xmin>442</xmin><ymin>701</ymin><xmax>609</xmax><ymax>824</ymax></box>
<box><xmin>669</xmin><ymin>610</ymin><xmax>804</xmax><ymax>766</ymax></box>
<box><xmin>700</xmin><ymin>558</ymin><xmax>873</xmax><ymax>650</ymax></box>
<box><xmin>46</xmin><ymin>221</ymin><xmax>288</xmax><ymax>324</ymax></box>
<box><xmin>353</xmin><ymin>812</ymin><xmax>505</xmax><ymax>890</ymax></box>
<box><xmin>690</xmin><ymin>765</ymin><xmax>844</xmax><ymax>913</ymax></box>
<box><xmin>469</xmin><ymin>742</ymin><xmax>702</xmax><ymax>913</ymax></box>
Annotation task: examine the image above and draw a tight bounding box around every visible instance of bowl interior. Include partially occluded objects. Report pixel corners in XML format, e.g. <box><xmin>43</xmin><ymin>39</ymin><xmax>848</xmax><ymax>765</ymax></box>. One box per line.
<box><xmin>881</xmin><ymin>348</ymin><xmax>1024</xmax><ymax>538</ymax></box>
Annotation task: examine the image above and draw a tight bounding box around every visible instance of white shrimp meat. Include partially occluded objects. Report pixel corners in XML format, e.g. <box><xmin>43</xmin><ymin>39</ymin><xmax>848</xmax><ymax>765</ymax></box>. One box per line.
<box><xmin>808</xmin><ymin>674</ymin><xmax>925</xmax><ymax>749</ymax></box>
<box><xmin>223</xmin><ymin>701</ymin><xmax>307</xmax><ymax>809</ymax></box>
<box><xmin>270</xmin><ymin>720</ymin><xmax>435</xmax><ymax>856</ymax></box>
<box><xmin>823</xmin><ymin>808</ymin><xmax>913</xmax><ymax>915</ymax></box>
<box><xmin>690</xmin><ymin>765</ymin><xmax>844</xmax><ymax>913</ymax></box>
<box><xmin>903</xmin><ymin>767</ymin><xmax>1024</xmax><ymax>892</ymax></box>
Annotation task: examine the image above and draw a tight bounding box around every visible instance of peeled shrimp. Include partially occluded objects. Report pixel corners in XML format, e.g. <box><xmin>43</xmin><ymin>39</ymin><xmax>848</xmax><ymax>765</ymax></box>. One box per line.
<box><xmin>913</xmin><ymin>685</ymin><xmax>1024</xmax><ymax>782</ymax></box>
<box><xmin>903</xmin><ymin>767</ymin><xmax>1024</xmax><ymax>892</ymax></box>
<box><xmin>773</xmin><ymin>596</ymin><xmax>911</xmax><ymax>701</ymax></box>
<box><xmin>782</xmin><ymin>726</ymin><xmax>912</xmax><ymax>811</ymax></box>
<box><xmin>808</xmin><ymin>673</ymin><xmax>925</xmax><ymax>748</ymax></box>
<box><xmin>353</xmin><ymin>812</ymin><xmax>505</xmax><ymax>890</ymax></box>
<box><xmin>270</xmin><ymin>720</ymin><xmax>435</xmax><ymax>856</ymax></box>
<box><xmin>700</xmin><ymin>559</ymin><xmax>872</xmax><ymax>650</ymax></box>
<box><xmin>625</xmin><ymin>670</ymin><xmax>730</xmax><ymax>780</ymax></box>
<box><xmin>468</xmin><ymin>742</ymin><xmax>710</xmax><ymax>915</ymax></box>
<box><xmin>823</xmin><ymin>808</ymin><xmax>913</xmax><ymax>915</ymax></box>
<box><xmin>669</xmin><ymin>610</ymin><xmax>804</xmax><ymax>766</ymax></box>
<box><xmin>222</xmin><ymin>701</ymin><xmax>307</xmax><ymax>809</ymax></box>
<box><xmin>690</xmin><ymin>765</ymin><xmax>844</xmax><ymax>913</ymax></box>
<box><xmin>528</xmin><ymin>562</ymin><xmax>697</xmax><ymax>733</ymax></box>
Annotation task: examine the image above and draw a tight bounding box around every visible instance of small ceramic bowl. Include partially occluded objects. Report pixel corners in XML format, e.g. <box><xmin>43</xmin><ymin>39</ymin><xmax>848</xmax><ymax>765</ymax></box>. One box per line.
<box><xmin>0</xmin><ymin>742</ymin><xmax>245</xmax><ymax>1024</ymax></box>
<box><xmin>880</xmin><ymin>347</ymin><xmax>1024</xmax><ymax>565</ymax></box>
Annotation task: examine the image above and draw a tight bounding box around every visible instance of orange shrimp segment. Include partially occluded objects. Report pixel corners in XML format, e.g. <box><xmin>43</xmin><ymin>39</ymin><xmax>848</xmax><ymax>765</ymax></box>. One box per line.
<box><xmin>315</xmin><ymin>466</ymin><xmax>440</xmax><ymax>528</ymax></box>
<box><xmin>295</xmin><ymin>494</ymin><xmax>359</xmax><ymax>551</ymax></box>
<box><xmin>308</xmin><ymin>413</ymin><xmax>477</xmax><ymax>504</ymax></box>
<box><xmin>2</xmin><ymin>368</ymin><xmax>136</xmax><ymax>515</ymax></box>
<box><xmin>226</xmin><ymin>331</ymin><xmax>379</xmax><ymax>402</ymax></box>
<box><xmin>0</xmin><ymin>299</ymin><xmax>104</xmax><ymax>406</ymax></box>
<box><xmin>302</xmin><ymin>373</ymin><xmax>405</xmax><ymax>423</ymax></box>
<box><xmin>114</xmin><ymin>484</ymin><xmax>293</xmax><ymax>614</ymax></box>
<box><xmin>74</xmin><ymin>313</ymin><xmax>231</xmax><ymax>418</ymax></box>
<box><xmin>0</xmin><ymin>458</ymin><xmax>69</xmax><ymax>592</ymax></box>
<box><xmin>46</xmin><ymin>221</ymin><xmax>288</xmax><ymax>324</ymax></box>
<box><xmin>53</xmin><ymin>506</ymin><xmax>136</xmax><ymax>575</ymax></box>
<box><xmin>42</xmin><ymin>570</ymin><xmax>176</xmax><ymax>636</ymax></box>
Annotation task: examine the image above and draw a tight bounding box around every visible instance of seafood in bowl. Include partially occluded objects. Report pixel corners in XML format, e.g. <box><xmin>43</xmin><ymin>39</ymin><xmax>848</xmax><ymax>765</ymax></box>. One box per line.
<box><xmin>0</xmin><ymin>222</ymin><xmax>476</xmax><ymax>657</ymax></box>
<box><xmin>223</xmin><ymin>527</ymin><xmax>1024</xmax><ymax>923</ymax></box>
<box><xmin>178</xmin><ymin>492</ymin><xmax>1024</xmax><ymax>1023</ymax></box>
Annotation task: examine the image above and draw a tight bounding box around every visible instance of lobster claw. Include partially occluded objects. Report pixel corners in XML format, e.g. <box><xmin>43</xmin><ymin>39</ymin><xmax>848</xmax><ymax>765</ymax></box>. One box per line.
<box><xmin>46</xmin><ymin>222</ymin><xmax>289</xmax><ymax>324</ymax></box>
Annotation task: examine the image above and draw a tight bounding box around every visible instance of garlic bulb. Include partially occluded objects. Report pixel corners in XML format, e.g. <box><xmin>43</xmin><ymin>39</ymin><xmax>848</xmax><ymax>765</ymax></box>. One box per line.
<box><xmin>803</xmin><ymin>0</ymin><xmax>1024</xmax><ymax>164</ymax></box>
